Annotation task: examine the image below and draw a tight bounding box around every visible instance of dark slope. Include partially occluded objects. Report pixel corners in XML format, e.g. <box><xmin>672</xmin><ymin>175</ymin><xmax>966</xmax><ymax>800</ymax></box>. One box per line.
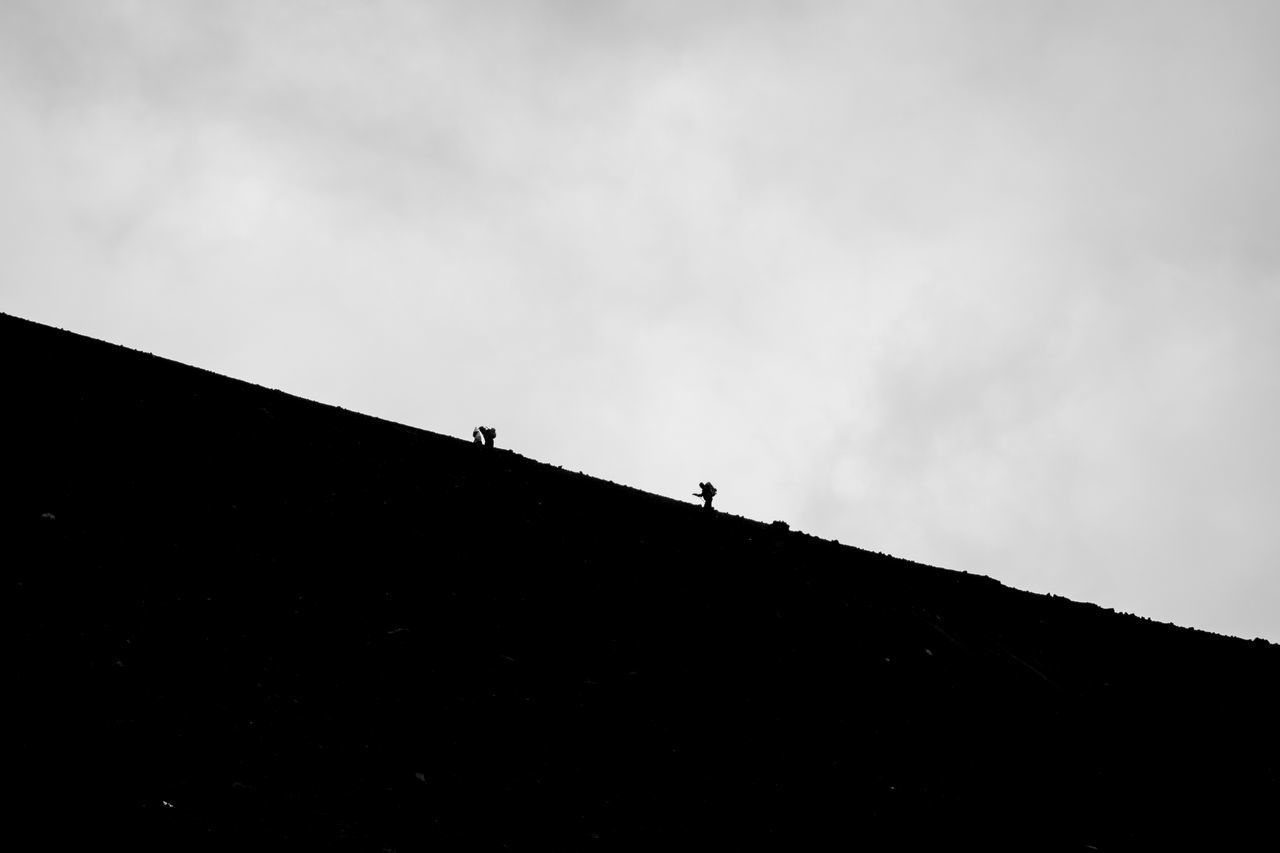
<box><xmin>5</xmin><ymin>311</ymin><xmax>1277</xmax><ymax>851</ymax></box>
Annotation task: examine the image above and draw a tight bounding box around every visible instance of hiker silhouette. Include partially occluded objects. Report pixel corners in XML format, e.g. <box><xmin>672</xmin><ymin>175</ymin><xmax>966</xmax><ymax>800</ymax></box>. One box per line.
<box><xmin>694</xmin><ymin>481</ymin><xmax>717</xmax><ymax>509</ymax></box>
<box><xmin>474</xmin><ymin>426</ymin><xmax>497</xmax><ymax>448</ymax></box>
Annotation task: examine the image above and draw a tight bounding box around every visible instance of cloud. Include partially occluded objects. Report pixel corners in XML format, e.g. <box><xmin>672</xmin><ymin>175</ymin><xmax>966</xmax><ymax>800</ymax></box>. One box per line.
<box><xmin>2</xmin><ymin>0</ymin><xmax>1278</xmax><ymax>640</ymax></box>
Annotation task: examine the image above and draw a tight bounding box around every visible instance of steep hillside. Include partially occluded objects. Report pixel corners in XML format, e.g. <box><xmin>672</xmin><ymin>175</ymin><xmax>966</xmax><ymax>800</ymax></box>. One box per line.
<box><xmin>6</xmin><ymin>311</ymin><xmax>1277</xmax><ymax>850</ymax></box>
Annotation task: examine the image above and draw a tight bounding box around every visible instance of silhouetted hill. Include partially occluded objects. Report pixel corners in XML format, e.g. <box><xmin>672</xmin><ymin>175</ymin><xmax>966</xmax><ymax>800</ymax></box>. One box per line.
<box><xmin>6</xmin><ymin>311</ymin><xmax>1277</xmax><ymax>851</ymax></box>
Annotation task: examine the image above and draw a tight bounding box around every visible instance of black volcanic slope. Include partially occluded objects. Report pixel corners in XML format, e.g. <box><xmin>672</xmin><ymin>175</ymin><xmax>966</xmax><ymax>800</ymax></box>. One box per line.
<box><xmin>6</xmin><ymin>311</ymin><xmax>1278</xmax><ymax>851</ymax></box>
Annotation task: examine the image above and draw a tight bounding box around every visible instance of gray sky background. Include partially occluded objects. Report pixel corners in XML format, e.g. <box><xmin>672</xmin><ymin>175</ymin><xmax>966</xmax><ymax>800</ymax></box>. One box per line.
<box><xmin>3</xmin><ymin>0</ymin><xmax>1278</xmax><ymax>641</ymax></box>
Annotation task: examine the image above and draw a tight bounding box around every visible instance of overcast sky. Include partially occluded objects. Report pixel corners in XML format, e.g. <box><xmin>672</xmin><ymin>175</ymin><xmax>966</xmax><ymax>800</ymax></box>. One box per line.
<box><xmin>3</xmin><ymin>0</ymin><xmax>1278</xmax><ymax>642</ymax></box>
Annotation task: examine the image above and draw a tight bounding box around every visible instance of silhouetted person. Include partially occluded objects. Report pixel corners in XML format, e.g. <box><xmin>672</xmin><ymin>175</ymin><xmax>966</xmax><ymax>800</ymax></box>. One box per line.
<box><xmin>474</xmin><ymin>425</ymin><xmax>497</xmax><ymax>448</ymax></box>
<box><xmin>472</xmin><ymin>428</ymin><xmax>483</xmax><ymax>444</ymax></box>
<box><xmin>694</xmin><ymin>481</ymin><xmax>717</xmax><ymax>510</ymax></box>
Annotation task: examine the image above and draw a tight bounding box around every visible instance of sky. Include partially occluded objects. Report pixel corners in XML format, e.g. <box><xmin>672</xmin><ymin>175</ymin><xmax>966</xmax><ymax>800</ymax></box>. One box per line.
<box><xmin>3</xmin><ymin>0</ymin><xmax>1278</xmax><ymax>642</ymax></box>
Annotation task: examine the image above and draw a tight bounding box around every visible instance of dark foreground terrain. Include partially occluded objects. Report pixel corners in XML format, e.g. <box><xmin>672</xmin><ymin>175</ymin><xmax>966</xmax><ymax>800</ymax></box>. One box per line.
<box><xmin>6</xmin><ymin>311</ymin><xmax>1278</xmax><ymax>850</ymax></box>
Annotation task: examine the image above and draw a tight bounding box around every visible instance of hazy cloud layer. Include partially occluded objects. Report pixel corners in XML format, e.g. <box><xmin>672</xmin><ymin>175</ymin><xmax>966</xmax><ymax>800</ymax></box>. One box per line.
<box><xmin>3</xmin><ymin>0</ymin><xmax>1278</xmax><ymax>640</ymax></box>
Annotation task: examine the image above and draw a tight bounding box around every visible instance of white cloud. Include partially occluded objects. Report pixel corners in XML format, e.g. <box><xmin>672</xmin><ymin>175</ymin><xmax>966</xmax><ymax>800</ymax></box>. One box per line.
<box><xmin>2</xmin><ymin>0</ymin><xmax>1278</xmax><ymax>640</ymax></box>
